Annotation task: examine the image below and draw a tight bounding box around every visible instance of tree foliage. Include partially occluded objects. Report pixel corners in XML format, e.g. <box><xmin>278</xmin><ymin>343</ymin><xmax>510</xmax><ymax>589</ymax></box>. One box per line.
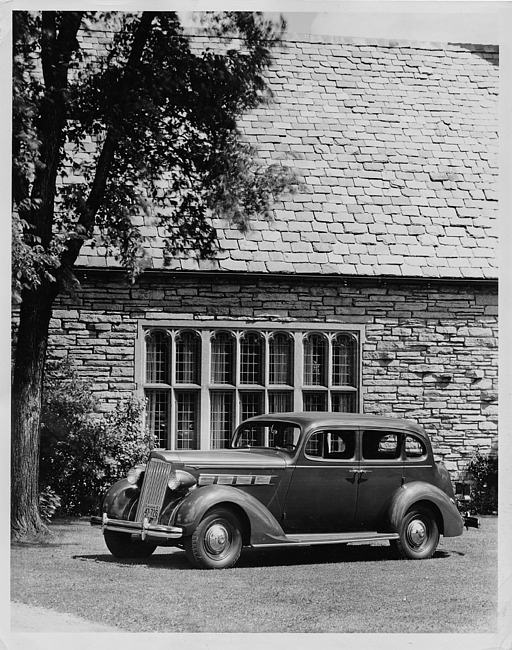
<box><xmin>12</xmin><ymin>11</ymin><xmax>294</xmax><ymax>295</ymax></box>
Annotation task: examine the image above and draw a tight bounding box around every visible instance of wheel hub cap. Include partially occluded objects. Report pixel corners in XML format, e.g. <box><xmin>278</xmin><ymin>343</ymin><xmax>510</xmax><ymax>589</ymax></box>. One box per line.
<box><xmin>407</xmin><ymin>520</ymin><xmax>427</xmax><ymax>548</ymax></box>
<box><xmin>205</xmin><ymin>524</ymin><xmax>229</xmax><ymax>554</ymax></box>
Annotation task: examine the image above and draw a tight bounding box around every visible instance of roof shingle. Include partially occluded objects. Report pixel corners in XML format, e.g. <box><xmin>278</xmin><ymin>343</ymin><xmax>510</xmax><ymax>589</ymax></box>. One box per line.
<box><xmin>78</xmin><ymin>34</ymin><xmax>498</xmax><ymax>280</ymax></box>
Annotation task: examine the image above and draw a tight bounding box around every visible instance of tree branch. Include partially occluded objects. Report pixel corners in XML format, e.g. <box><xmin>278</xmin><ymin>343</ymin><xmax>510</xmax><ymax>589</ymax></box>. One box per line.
<box><xmin>30</xmin><ymin>12</ymin><xmax>83</xmax><ymax>245</ymax></box>
<box><xmin>61</xmin><ymin>11</ymin><xmax>157</xmax><ymax>271</ymax></box>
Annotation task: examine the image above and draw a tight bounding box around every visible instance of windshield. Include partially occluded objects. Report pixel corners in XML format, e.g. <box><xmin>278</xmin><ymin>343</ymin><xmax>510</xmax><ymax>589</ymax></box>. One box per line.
<box><xmin>231</xmin><ymin>421</ymin><xmax>301</xmax><ymax>451</ymax></box>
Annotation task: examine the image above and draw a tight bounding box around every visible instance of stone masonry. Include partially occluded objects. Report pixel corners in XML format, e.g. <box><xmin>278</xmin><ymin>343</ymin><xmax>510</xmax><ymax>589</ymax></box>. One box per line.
<box><xmin>47</xmin><ymin>270</ymin><xmax>498</xmax><ymax>477</ymax></box>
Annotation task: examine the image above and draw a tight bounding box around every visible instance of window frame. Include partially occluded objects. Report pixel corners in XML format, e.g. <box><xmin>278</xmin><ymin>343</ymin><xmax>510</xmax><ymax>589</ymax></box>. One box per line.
<box><xmin>137</xmin><ymin>320</ymin><xmax>365</xmax><ymax>450</ymax></box>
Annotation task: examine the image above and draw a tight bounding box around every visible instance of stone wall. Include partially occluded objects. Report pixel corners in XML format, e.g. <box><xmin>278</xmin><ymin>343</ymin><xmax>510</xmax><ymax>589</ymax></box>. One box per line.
<box><xmin>45</xmin><ymin>270</ymin><xmax>498</xmax><ymax>476</ymax></box>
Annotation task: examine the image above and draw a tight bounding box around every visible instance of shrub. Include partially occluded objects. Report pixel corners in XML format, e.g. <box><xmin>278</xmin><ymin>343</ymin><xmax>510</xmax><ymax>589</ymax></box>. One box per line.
<box><xmin>39</xmin><ymin>359</ymin><xmax>155</xmax><ymax>517</ymax></box>
<box><xmin>39</xmin><ymin>487</ymin><xmax>62</xmax><ymax>522</ymax></box>
<box><xmin>465</xmin><ymin>452</ymin><xmax>498</xmax><ymax>515</ymax></box>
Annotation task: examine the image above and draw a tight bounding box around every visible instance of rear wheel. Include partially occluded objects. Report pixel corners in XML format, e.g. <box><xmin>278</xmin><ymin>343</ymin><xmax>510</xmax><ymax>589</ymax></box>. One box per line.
<box><xmin>184</xmin><ymin>507</ymin><xmax>243</xmax><ymax>569</ymax></box>
<box><xmin>104</xmin><ymin>530</ymin><xmax>157</xmax><ymax>559</ymax></box>
<box><xmin>392</xmin><ymin>505</ymin><xmax>440</xmax><ymax>560</ymax></box>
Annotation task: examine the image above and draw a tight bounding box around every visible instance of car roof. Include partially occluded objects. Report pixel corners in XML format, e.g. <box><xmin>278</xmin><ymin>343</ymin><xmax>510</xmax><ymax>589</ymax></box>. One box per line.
<box><xmin>241</xmin><ymin>412</ymin><xmax>428</xmax><ymax>438</ymax></box>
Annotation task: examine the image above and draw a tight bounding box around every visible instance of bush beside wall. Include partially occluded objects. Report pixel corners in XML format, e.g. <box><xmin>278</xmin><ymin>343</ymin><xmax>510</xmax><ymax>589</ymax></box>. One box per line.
<box><xmin>39</xmin><ymin>359</ymin><xmax>155</xmax><ymax>517</ymax></box>
<box><xmin>465</xmin><ymin>452</ymin><xmax>498</xmax><ymax>515</ymax></box>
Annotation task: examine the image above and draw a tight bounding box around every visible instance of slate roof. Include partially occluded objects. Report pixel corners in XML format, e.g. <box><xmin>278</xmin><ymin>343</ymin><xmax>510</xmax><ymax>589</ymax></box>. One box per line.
<box><xmin>77</xmin><ymin>34</ymin><xmax>499</xmax><ymax>280</ymax></box>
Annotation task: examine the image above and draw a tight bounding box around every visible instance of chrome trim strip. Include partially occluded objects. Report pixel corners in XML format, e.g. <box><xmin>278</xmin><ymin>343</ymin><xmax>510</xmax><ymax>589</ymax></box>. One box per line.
<box><xmin>293</xmin><ymin>464</ymin><xmax>433</xmax><ymax>469</ymax></box>
<box><xmin>190</xmin><ymin>463</ymin><xmax>287</xmax><ymax>468</ymax></box>
<box><xmin>198</xmin><ymin>474</ymin><xmax>276</xmax><ymax>486</ymax></box>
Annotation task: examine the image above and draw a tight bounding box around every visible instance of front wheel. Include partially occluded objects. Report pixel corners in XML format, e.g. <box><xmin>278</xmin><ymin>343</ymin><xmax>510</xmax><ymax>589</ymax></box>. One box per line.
<box><xmin>391</xmin><ymin>506</ymin><xmax>440</xmax><ymax>560</ymax></box>
<box><xmin>104</xmin><ymin>530</ymin><xmax>157</xmax><ymax>559</ymax></box>
<box><xmin>184</xmin><ymin>507</ymin><xmax>243</xmax><ymax>569</ymax></box>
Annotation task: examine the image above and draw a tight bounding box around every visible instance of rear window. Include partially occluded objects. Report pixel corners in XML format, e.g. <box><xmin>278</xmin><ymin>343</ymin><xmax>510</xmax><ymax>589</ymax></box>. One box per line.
<box><xmin>362</xmin><ymin>431</ymin><xmax>401</xmax><ymax>460</ymax></box>
<box><xmin>405</xmin><ymin>435</ymin><xmax>427</xmax><ymax>460</ymax></box>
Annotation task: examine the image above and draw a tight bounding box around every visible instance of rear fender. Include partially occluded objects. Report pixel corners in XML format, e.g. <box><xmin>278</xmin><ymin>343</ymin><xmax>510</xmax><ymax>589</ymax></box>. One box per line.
<box><xmin>388</xmin><ymin>481</ymin><xmax>464</xmax><ymax>538</ymax></box>
<box><xmin>172</xmin><ymin>485</ymin><xmax>287</xmax><ymax>545</ymax></box>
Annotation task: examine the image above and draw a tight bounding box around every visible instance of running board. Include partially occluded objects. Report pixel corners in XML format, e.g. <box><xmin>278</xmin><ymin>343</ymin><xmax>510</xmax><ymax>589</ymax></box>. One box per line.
<box><xmin>253</xmin><ymin>531</ymin><xmax>399</xmax><ymax>548</ymax></box>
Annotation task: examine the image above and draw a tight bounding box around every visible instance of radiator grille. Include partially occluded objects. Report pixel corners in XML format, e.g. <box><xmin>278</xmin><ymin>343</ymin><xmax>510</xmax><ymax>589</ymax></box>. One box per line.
<box><xmin>135</xmin><ymin>459</ymin><xmax>173</xmax><ymax>523</ymax></box>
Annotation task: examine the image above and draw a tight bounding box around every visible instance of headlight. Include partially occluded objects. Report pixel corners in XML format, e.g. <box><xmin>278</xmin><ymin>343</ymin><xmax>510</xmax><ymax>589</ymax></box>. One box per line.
<box><xmin>126</xmin><ymin>466</ymin><xmax>144</xmax><ymax>485</ymax></box>
<box><xmin>168</xmin><ymin>469</ymin><xmax>197</xmax><ymax>491</ymax></box>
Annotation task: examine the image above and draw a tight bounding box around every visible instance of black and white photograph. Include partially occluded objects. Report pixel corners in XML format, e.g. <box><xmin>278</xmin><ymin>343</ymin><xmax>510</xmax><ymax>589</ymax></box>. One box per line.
<box><xmin>4</xmin><ymin>0</ymin><xmax>511</xmax><ymax>648</ymax></box>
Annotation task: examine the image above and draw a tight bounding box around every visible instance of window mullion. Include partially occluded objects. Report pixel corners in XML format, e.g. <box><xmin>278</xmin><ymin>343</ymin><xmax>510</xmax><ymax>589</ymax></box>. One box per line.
<box><xmin>293</xmin><ymin>332</ymin><xmax>302</xmax><ymax>410</ymax></box>
<box><xmin>263</xmin><ymin>332</ymin><xmax>270</xmax><ymax>413</ymax></box>
<box><xmin>327</xmin><ymin>333</ymin><xmax>333</xmax><ymax>411</ymax></box>
<box><xmin>200</xmin><ymin>330</ymin><xmax>211</xmax><ymax>449</ymax></box>
<box><xmin>169</xmin><ymin>331</ymin><xmax>177</xmax><ymax>449</ymax></box>
<box><xmin>234</xmin><ymin>331</ymin><xmax>241</xmax><ymax>427</ymax></box>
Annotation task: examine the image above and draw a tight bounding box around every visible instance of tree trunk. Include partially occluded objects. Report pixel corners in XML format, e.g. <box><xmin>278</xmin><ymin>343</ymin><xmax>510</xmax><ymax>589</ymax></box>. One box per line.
<box><xmin>10</xmin><ymin>13</ymin><xmax>156</xmax><ymax>540</ymax></box>
<box><xmin>11</xmin><ymin>280</ymin><xmax>58</xmax><ymax>539</ymax></box>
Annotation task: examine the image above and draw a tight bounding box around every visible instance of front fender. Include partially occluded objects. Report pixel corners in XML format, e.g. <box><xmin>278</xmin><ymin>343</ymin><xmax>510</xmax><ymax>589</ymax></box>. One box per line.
<box><xmin>101</xmin><ymin>478</ymin><xmax>141</xmax><ymax>520</ymax></box>
<box><xmin>172</xmin><ymin>485</ymin><xmax>288</xmax><ymax>545</ymax></box>
<box><xmin>388</xmin><ymin>481</ymin><xmax>464</xmax><ymax>538</ymax></box>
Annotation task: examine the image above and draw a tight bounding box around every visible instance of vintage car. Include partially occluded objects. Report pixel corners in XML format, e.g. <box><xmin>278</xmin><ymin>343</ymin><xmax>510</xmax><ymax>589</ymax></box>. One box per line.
<box><xmin>91</xmin><ymin>412</ymin><xmax>477</xmax><ymax>569</ymax></box>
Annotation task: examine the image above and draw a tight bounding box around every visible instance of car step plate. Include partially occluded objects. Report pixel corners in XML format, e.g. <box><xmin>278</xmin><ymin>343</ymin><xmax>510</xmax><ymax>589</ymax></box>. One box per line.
<box><xmin>255</xmin><ymin>531</ymin><xmax>399</xmax><ymax>548</ymax></box>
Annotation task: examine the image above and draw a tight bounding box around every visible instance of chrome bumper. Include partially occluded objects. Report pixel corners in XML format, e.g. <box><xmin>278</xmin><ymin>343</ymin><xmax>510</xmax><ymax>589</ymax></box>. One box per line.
<box><xmin>91</xmin><ymin>513</ymin><xmax>183</xmax><ymax>541</ymax></box>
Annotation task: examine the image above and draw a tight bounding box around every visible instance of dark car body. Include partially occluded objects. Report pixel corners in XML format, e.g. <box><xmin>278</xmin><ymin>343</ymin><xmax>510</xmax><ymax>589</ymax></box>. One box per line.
<box><xmin>91</xmin><ymin>412</ymin><xmax>473</xmax><ymax>569</ymax></box>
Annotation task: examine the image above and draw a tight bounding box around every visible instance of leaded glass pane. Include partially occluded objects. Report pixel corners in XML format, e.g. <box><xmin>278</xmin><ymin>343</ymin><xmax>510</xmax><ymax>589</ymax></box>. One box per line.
<box><xmin>240</xmin><ymin>332</ymin><xmax>263</xmax><ymax>385</ymax></box>
<box><xmin>211</xmin><ymin>332</ymin><xmax>234</xmax><ymax>384</ymax></box>
<box><xmin>331</xmin><ymin>392</ymin><xmax>357</xmax><ymax>413</ymax></box>
<box><xmin>145</xmin><ymin>389</ymin><xmax>169</xmax><ymax>447</ymax></box>
<box><xmin>176</xmin><ymin>392</ymin><xmax>198</xmax><ymax>449</ymax></box>
<box><xmin>303</xmin><ymin>391</ymin><xmax>327</xmax><ymax>411</ymax></box>
<box><xmin>269</xmin><ymin>333</ymin><xmax>292</xmax><ymax>385</ymax></box>
<box><xmin>176</xmin><ymin>331</ymin><xmax>200</xmax><ymax>384</ymax></box>
<box><xmin>239</xmin><ymin>392</ymin><xmax>264</xmax><ymax>445</ymax></box>
<box><xmin>303</xmin><ymin>334</ymin><xmax>327</xmax><ymax>386</ymax></box>
<box><xmin>145</xmin><ymin>331</ymin><xmax>170</xmax><ymax>384</ymax></box>
<box><xmin>268</xmin><ymin>391</ymin><xmax>293</xmax><ymax>413</ymax></box>
<box><xmin>210</xmin><ymin>391</ymin><xmax>234</xmax><ymax>449</ymax></box>
<box><xmin>332</xmin><ymin>334</ymin><xmax>356</xmax><ymax>386</ymax></box>
<box><xmin>240</xmin><ymin>392</ymin><xmax>264</xmax><ymax>421</ymax></box>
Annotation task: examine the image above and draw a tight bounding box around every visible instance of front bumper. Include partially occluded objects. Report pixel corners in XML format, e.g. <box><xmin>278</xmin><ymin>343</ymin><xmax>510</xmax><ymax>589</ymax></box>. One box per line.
<box><xmin>91</xmin><ymin>513</ymin><xmax>183</xmax><ymax>542</ymax></box>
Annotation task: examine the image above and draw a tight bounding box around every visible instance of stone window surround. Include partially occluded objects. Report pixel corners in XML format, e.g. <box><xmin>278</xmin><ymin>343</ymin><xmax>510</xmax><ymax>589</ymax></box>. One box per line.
<box><xmin>136</xmin><ymin>319</ymin><xmax>365</xmax><ymax>450</ymax></box>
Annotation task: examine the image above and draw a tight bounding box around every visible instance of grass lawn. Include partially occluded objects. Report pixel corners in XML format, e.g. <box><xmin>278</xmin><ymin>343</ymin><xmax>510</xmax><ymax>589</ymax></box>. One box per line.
<box><xmin>11</xmin><ymin>516</ymin><xmax>497</xmax><ymax>633</ymax></box>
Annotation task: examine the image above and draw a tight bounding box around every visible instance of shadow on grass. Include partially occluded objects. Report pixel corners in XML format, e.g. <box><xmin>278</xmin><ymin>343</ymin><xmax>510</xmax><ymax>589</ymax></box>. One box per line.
<box><xmin>11</xmin><ymin>521</ymin><xmax>90</xmax><ymax>549</ymax></box>
<box><xmin>72</xmin><ymin>543</ymin><xmax>456</xmax><ymax>571</ymax></box>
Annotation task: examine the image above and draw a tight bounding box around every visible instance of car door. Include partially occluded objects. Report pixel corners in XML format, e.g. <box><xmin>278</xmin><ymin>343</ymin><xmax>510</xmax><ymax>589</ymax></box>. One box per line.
<box><xmin>353</xmin><ymin>428</ymin><xmax>404</xmax><ymax>529</ymax></box>
<box><xmin>282</xmin><ymin>428</ymin><xmax>359</xmax><ymax>533</ymax></box>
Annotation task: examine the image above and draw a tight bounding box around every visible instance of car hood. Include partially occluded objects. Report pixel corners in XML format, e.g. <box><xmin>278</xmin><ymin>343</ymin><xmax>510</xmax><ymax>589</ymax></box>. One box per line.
<box><xmin>149</xmin><ymin>448</ymin><xmax>291</xmax><ymax>470</ymax></box>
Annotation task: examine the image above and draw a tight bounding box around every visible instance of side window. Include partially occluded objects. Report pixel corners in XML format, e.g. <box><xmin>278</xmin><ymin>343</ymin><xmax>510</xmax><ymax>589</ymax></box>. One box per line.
<box><xmin>405</xmin><ymin>435</ymin><xmax>427</xmax><ymax>460</ymax></box>
<box><xmin>362</xmin><ymin>431</ymin><xmax>401</xmax><ymax>460</ymax></box>
<box><xmin>305</xmin><ymin>431</ymin><xmax>323</xmax><ymax>458</ymax></box>
<box><xmin>305</xmin><ymin>430</ymin><xmax>356</xmax><ymax>460</ymax></box>
<box><xmin>325</xmin><ymin>431</ymin><xmax>356</xmax><ymax>459</ymax></box>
